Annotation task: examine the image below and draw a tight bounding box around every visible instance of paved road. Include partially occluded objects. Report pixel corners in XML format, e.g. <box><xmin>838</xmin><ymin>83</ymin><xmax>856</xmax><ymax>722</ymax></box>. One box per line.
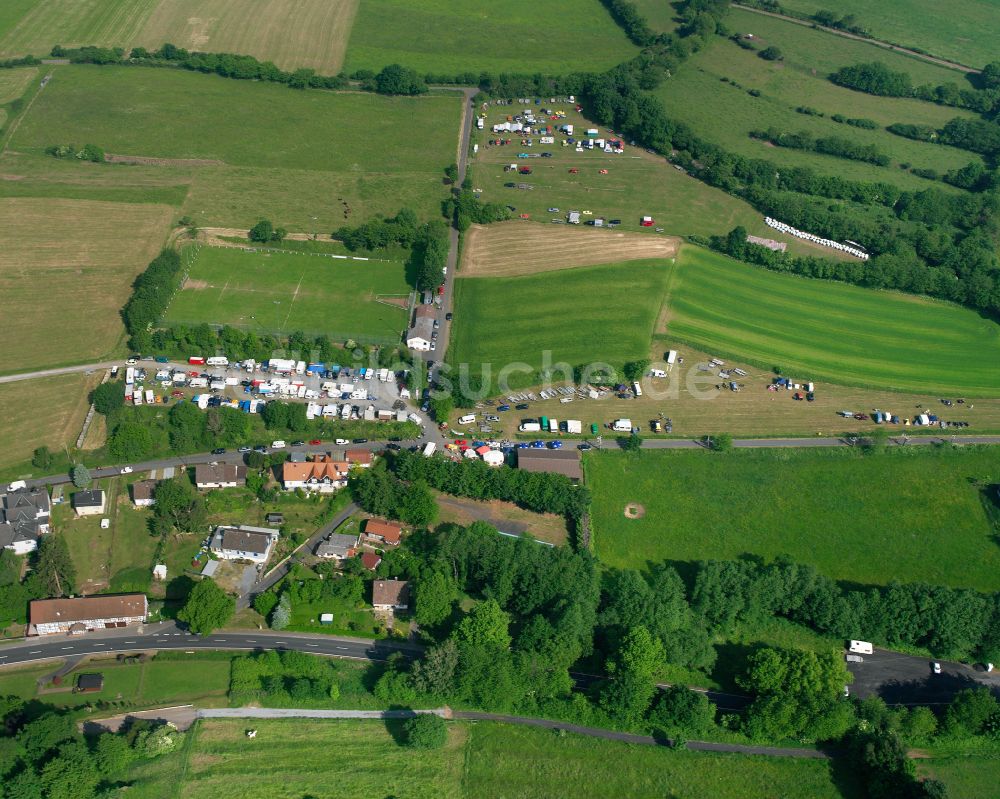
<box><xmin>0</xmin><ymin>361</ymin><xmax>119</xmax><ymax>384</ymax></box>
<box><xmin>200</xmin><ymin>707</ymin><xmax>445</xmax><ymax>720</ymax></box>
<box><xmin>732</xmin><ymin>3</ymin><xmax>979</xmax><ymax>73</ymax></box>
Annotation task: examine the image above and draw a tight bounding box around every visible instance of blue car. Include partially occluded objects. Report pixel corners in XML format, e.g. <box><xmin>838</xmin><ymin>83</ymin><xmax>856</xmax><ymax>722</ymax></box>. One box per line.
<box><xmin>517</xmin><ymin>443</ymin><xmax>529</xmax><ymax>449</ymax></box>
<box><xmin>531</xmin><ymin>440</ymin><xmax>545</xmax><ymax>448</ymax></box>
<box><xmin>497</xmin><ymin>404</ymin><xmax>510</xmax><ymax>412</ymax></box>
<box><xmin>548</xmin><ymin>440</ymin><xmax>563</xmax><ymax>449</ymax></box>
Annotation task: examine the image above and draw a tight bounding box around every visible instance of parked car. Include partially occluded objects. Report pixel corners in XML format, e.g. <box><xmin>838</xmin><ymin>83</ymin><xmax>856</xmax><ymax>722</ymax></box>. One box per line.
<box><xmin>119</xmin><ymin>466</ymin><xmax>133</xmax><ymax>474</ymax></box>
<box><xmin>386</xmin><ymin>443</ymin><xmax>401</xmax><ymax>451</ymax></box>
<box><xmin>548</xmin><ymin>441</ymin><xmax>563</xmax><ymax>449</ymax></box>
<box><xmin>445</xmin><ymin>312</ymin><xmax>453</xmax><ymax>321</ymax></box>
<box><xmin>516</xmin><ymin>403</ymin><xmax>529</xmax><ymax>410</ymax></box>
<box><xmin>335</xmin><ymin>438</ymin><xmax>349</xmax><ymax>445</ymax></box>
<box><xmin>271</xmin><ymin>440</ymin><xmax>286</xmax><ymax>449</ymax></box>
<box><xmin>253</xmin><ymin>446</ymin><xmax>267</xmax><ymax>453</ymax></box>
<box><xmin>578</xmin><ymin>443</ymin><xmax>593</xmax><ymax>450</ymax></box>
<box><xmin>211</xmin><ymin>448</ymin><xmax>226</xmax><ymax>455</ymax></box>
<box><xmin>309</xmin><ymin>439</ymin><xmax>322</xmax><ymax>445</ymax></box>
<box><xmin>238</xmin><ymin>446</ymin><xmax>251</xmax><ymax>453</ymax></box>
<box><xmin>933</xmin><ymin>662</ymin><xmax>942</xmax><ymax>674</ymax></box>
<box><xmin>353</xmin><ymin>438</ymin><xmax>368</xmax><ymax>444</ymax></box>
<box><xmin>497</xmin><ymin>404</ymin><xmax>510</xmax><ymax>412</ymax></box>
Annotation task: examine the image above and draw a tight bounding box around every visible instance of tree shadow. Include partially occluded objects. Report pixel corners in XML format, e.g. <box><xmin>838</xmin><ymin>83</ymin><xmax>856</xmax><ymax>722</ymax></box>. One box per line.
<box><xmin>383</xmin><ymin>705</ymin><xmax>417</xmax><ymax>746</ymax></box>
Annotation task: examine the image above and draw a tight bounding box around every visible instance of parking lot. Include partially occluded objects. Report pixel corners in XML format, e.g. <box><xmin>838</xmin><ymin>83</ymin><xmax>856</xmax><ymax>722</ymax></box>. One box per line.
<box><xmin>847</xmin><ymin>648</ymin><xmax>1000</xmax><ymax>706</ymax></box>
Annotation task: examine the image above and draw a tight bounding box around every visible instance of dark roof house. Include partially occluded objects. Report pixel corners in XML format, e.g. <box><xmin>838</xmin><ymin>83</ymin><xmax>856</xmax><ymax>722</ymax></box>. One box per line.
<box><xmin>0</xmin><ymin>487</ymin><xmax>51</xmax><ymax>553</ymax></box>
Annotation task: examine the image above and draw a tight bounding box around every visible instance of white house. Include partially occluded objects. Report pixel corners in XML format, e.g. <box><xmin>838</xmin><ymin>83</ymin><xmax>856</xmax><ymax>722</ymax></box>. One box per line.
<box><xmin>209</xmin><ymin>525</ymin><xmax>279</xmax><ymax>564</ymax></box>
<box><xmin>73</xmin><ymin>489</ymin><xmax>106</xmax><ymax>517</ymax></box>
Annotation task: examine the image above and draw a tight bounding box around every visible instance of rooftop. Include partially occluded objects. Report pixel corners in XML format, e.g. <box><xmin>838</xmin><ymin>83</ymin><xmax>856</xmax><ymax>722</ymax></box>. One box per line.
<box><xmin>30</xmin><ymin>593</ymin><xmax>147</xmax><ymax>625</ymax></box>
<box><xmin>215</xmin><ymin>526</ymin><xmax>276</xmax><ymax>555</ymax></box>
<box><xmin>372</xmin><ymin>579</ymin><xmax>409</xmax><ymax>607</ymax></box>
<box><xmin>515</xmin><ymin>448</ymin><xmax>582</xmax><ymax>480</ymax></box>
<box><xmin>364</xmin><ymin>518</ymin><xmax>402</xmax><ymax>544</ymax></box>
<box><xmin>73</xmin><ymin>489</ymin><xmax>105</xmax><ymax>508</ymax></box>
<box><xmin>195</xmin><ymin>463</ymin><xmax>247</xmax><ymax>485</ymax></box>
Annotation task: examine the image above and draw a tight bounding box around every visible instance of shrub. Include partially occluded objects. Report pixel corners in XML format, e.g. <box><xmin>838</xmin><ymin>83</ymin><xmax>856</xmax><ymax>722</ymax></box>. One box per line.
<box><xmin>403</xmin><ymin>714</ymin><xmax>447</xmax><ymax>748</ymax></box>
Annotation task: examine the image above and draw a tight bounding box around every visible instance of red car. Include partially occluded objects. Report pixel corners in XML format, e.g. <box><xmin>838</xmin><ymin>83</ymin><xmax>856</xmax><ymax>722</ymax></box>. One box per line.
<box><xmin>171</xmin><ymin>391</ymin><xmax>184</xmax><ymax>398</ymax></box>
<box><xmin>189</xmin><ymin>370</ymin><xmax>200</xmax><ymax>377</ymax></box>
<box><xmin>309</xmin><ymin>439</ymin><xmax>322</xmax><ymax>445</ymax></box>
<box><xmin>454</xmin><ymin>439</ymin><xmax>467</xmax><ymax>446</ymax></box>
<box><xmin>437</xmin><ymin>284</ymin><xmax>445</xmax><ymax>295</ymax></box>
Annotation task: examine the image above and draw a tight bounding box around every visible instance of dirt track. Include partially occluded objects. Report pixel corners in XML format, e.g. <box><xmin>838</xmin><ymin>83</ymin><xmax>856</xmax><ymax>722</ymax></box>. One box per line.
<box><xmin>104</xmin><ymin>154</ymin><xmax>225</xmax><ymax>167</ymax></box>
<box><xmin>460</xmin><ymin>221</ymin><xmax>680</xmax><ymax>277</ymax></box>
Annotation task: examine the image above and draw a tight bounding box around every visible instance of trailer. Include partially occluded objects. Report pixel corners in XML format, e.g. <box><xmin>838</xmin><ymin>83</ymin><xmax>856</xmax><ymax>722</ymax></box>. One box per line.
<box><xmin>422</xmin><ymin>442</ymin><xmax>437</xmax><ymax>458</ymax></box>
<box><xmin>666</xmin><ymin>350</ymin><xmax>678</xmax><ymax>366</ymax></box>
<box><xmin>207</xmin><ymin>356</ymin><xmax>228</xmax><ymax>367</ymax></box>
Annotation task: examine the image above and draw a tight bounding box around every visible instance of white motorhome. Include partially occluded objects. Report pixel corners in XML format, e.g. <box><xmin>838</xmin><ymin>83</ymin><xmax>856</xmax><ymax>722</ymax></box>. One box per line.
<box><xmin>848</xmin><ymin>640</ymin><xmax>873</xmax><ymax>655</ymax></box>
<box><xmin>612</xmin><ymin>418</ymin><xmax>633</xmax><ymax>432</ymax></box>
<box><xmin>458</xmin><ymin>414</ymin><xmax>476</xmax><ymax>425</ymax></box>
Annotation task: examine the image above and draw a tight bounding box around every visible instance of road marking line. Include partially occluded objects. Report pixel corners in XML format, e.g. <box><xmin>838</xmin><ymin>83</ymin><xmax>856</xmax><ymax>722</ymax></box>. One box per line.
<box><xmin>28</xmin><ymin>650</ymin><xmax>40</xmax><ymax>654</ymax></box>
<box><xmin>247</xmin><ymin>640</ymin><xmax>256</xmax><ymax>643</ymax></box>
<box><xmin>61</xmin><ymin>646</ymin><xmax>73</xmax><ymax>650</ymax></box>
<box><xmin>124</xmin><ymin>641</ymin><xmax>136</xmax><ymax>644</ymax></box>
<box><xmin>336</xmin><ymin>646</ymin><xmax>349</xmax><ymax>650</ymax></box>
<box><xmin>307</xmin><ymin>644</ymin><xmax>318</xmax><ymax>647</ymax></box>
<box><xmin>94</xmin><ymin>643</ymin><xmax>105</xmax><ymax>647</ymax></box>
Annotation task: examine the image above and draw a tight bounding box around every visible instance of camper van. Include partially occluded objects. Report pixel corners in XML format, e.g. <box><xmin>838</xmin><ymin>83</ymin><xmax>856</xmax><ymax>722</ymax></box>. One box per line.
<box><xmin>848</xmin><ymin>640</ymin><xmax>873</xmax><ymax>655</ymax></box>
<box><xmin>458</xmin><ymin>414</ymin><xmax>477</xmax><ymax>425</ymax></box>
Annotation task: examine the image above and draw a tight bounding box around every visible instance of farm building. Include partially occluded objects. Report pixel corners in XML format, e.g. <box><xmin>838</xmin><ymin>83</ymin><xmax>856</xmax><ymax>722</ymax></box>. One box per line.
<box><xmin>73</xmin><ymin>489</ymin><xmax>106</xmax><ymax>517</ymax></box>
<box><xmin>372</xmin><ymin>579</ymin><xmax>410</xmax><ymax>611</ymax></box>
<box><xmin>315</xmin><ymin>532</ymin><xmax>360</xmax><ymax>561</ymax></box>
<box><xmin>130</xmin><ymin>480</ymin><xmax>158</xmax><ymax>507</ymax></box>
<box><xmin>407</xmin><ymin>305</ymin><xmax>436</xmax><ymax>351</ymax></box>
<box><xmin>29</xmin><ymin>593</ymin><xmax>148</xmax><ymax>636</ymax></box>
<box><xmin>363</xmin><ymin>518</ymin><xmax>402</xmax><ymax>546</ymax></box>
<box><xmin>0</xmin><ymin>486</ymin><xmax>51</xmax><ymax>555</ymax></box>
<box><xmin>516</xmin><ymin>449</ymin><xmax>582</xmax><ymax>482</ymax></box>
<box><xmin>209</xmin><ymin>525</ymin><xmax>279</xmax><ymax>564</ymax></box>
<box><xmin>194</xmin><ymin>464</ymin><xmax>247</xmax><ymax>490</ymax></box>
<box><xmin>281</xmin><ymin>456</ymin><xmax>350</xmax><ymax>493</ymax></box>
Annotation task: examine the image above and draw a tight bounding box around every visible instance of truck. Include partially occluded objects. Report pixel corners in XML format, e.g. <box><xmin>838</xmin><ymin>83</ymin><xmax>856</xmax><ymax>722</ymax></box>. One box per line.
<box><xmin>612</xmin><ymin>418</ymin><xmax>633</xmax><ymax>432</ymax></box>
<box><xmin>422</xmin><ymin>442</ymin><xmax>437</xmax><ymax>458</ymax></box>
<box><xmin>207</xmin><ymin>356</ymin><xmax>228</xmax><ymax>367</ymax></box>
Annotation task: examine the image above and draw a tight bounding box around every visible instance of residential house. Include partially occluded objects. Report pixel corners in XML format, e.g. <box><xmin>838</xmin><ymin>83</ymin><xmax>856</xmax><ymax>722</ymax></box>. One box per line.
<box><xmin>194</xmin><ymin>463</ymin><xmax>247</xmax><ymax>490</ymax></box>
<box><xmin>406</xmin><ymin>305</ymin><xmax>436</xmax><ymax>351</ymax></box>
<box><xmin>360</xmin><ymin>552</ymin><xmax>382</xmax><ymax>571</ymax></box>
<box><xmin>0</xmin><ymin>486</ymin><xmax>51</xmax><ymax>554</ymax></box>
<box><xmin>281</xmin><ymin>455</ymin><xmax>350</xmax><ymax>493</ymax></box>
<box><xmin>363</xmin><ymin>518</ymin><xmax>402</xmax><ymax>546</ymax></box>
<box><xmin>372</xmin><ymin>579</ymin><xmax>409</xmax><ymax>611</ymax></box>
<box><xmin>73</xmin><ymin>489</ymin><xmax>106</xmax><ymax>517</ymax></box>
<box><xmin>29</xmin><ymin>593</ymin><xmax>148</xmax><ymax>636</ymax></box>
<box><xmin>209</xmin><ymin>525</ymin><xmax>279</xmax><ymax>564</ymax></box>
<box><xmin>345</xmin><ymin>449</ymin><xmax>373</xmax><ymax>468</ymax></box>
<box><xmin>315</xmin><ymin>532</ymin><xmax>360</xmax><ymax>561</ymax></box>
<box><xmin>130</xmin><ymin>480</ymin><xmax>158</xmax><ymax>507</ymax></box>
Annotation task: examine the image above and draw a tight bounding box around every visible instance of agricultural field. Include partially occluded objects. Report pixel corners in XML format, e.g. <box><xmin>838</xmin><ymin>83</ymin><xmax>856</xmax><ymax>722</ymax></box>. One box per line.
<box><xmin>165</xmin><ymin>245</ymin><xmax>411</xmax><ymax>341</ymax></box>
<box><xmin>135</xmin><ymin>0</ymin><xmax>359</xmax><ymax>73</ymax></box>
<box><xmin>0</xmin><ymin>196</ymin><xmax>173</xmax><ymax>372</ymax></box>
<box><xmin>434</xmin><ymin>491</ymin><xmax>569</xmax><ymax>546</ymax></box>
<box><xmin>655</xmin><ymin>37</ymin><xmax>978</xmax><ymax>190</ymax></box>
<box><xmin>127</xmin><ymin>719</ymin><xmax>853</xmax><ymax>799</ymax></box>
<box><xmin>8</xmin><ymin>66</ymin><xmax>462</xmax><ymax>228</ymax></box>
<box><xmin>587</xmin><ymin>446</ymin><xmax>1000</xmax><ymax>592</ymax></box>
<box><xmin>668</xmin><ymin>246</ymin><xmax>1000</xmax><ymax>396</ymax></box>
<box><xmin>461</xmin><ymin>222</ymin><xmax>679</xmax><ymax>277</ymax></box>
<box><xmin>0</xmin><ymin>372</ymin><xmax>101</xmax><ymax>479</ymax></box>
<box><xmin>0</xmin><ymin>65</ymin><xmax>36</xmax><ymax>103</ymax></box>
<box><xmin>0</xmin><ymin>0</ymin><xmax>154</xmax><ymax>59</ymax></box>
<box><xmin>469</xmin><ymin>105</ymin><xmax>848</xmax><ymax>257</ymax></box>
<box><xmin>450</xmin><ymin>260</ymin><xmax>670</xmax><ymax>392</ymax></box>
<box><xmin>774</xmin><ymin>0</ymin><xmax>1000</xmax><ymax>69</ymax></box>
<box><xmin>343</xmin><ymin>0</ymin><xmax>638</xmax><ymax>76</ymax></box>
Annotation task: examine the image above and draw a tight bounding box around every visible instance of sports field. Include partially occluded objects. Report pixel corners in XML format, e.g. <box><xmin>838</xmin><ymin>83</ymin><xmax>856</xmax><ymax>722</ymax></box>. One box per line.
<box><xmin>587</xmin><ymin>447</ymin><xmax>1000</xmax><ymax>592</ymax></box>
<box><xmin>343</xmin><ymin>0</ymin><xmax>637</xmax><ymax>76</ymax></box>
<box><xmin>470</xmin><ymin>106</ymin><xmax>849</xmax><ymax>258</ymax></box>
<box><xmin>165</xmin><ymin>245</ymin><xmax>411</xmax><ymax>340</ymax></box>
<box><xmin>668</xmin><ymin>246</ymin><xmax>1000</xmax><ymax>396</ymax></box>
<box><xmin>655</xmin><ymin>36</ymin><xmax>977</xmax><ymax>189</ymax></box>
<box><xmin>460</xmin><ymin>222</ymin><xmax>680</xmax><ymax>277</ymax></box>
<box><xmin>0</xmin><ymin>197</ymin><xmax>174</xmax><ymax>372</ymax></box>
<box><xmin>125</xmin><ymin>719</ymin><xmax>851</xmax><ymax>799</ymax></box>
<box><xmin>775</xmin><ymin>0</ymin><xmax>1000</xmax><ymax>69</ymax></box>
<box><xmin>0</xmin><ymin>0</ymin><xmax>358</xmax><ymax>72</ymax></box>
<box><xmin>9</xmin><ymin>66</ymin><xmax>462</xmax><ymax>228</ymax></box>
<box><xmin>450</xmin><ymin>260</ymin><xmax>670</xmax><ymax>391</ymax></box>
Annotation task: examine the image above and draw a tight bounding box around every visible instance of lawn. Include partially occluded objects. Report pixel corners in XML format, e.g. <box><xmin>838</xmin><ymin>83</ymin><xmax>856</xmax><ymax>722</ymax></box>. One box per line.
<box><xmin>131</xmin><ymin>719</ymin><xmax>467</xmax><ymax>799</ymax></box>
<box><xmin>470</xmin><ymin>106</ymin><xmax>839</xmax><ymax>257</ymax></box>
<box><xmin>9</xmin><ymin>66</ymin><xmax>462</xmax><ymax>228</ymax></box>
<box><xmin>343</xmin><ymin>0</ymin><xmax>637</xmax><ymax>76</ymax></box>
<box><xmin>654</xmin><ymin>37</ymin><xmax>977</xmax><ymax>190</ymax></box>
<box><xmin>668</xmin><ymin>246</ymin><xmax>1000</xmax><ymax>396</ymax></box>
<box><xmin>0</xmin><ymin>196</ymin><xmax>173</xmax><ymax>373</ymax></box>
<box><xmin>587</xmin><ymin>446</ymin><xmax>1000</xmax><ymax>591</ymax></box>
<box><xmin>164</xmin><ymin>245</ymin><xmax>411</xmax><ymax>341</ymax></box>
<box><xmin>917</xmin><ymin>750</ymin><xmax>1000</xmax><ymax>798</ymax></box>
<box><xmin>0</xmin><ymin>372</ymin><xmax>101</xmax><ymax>479</ymax></box>
<box><xmin>450</xmin><ymin>260</ymin><xmax>671</xmax><ymax>392</ymax></box>
<box><xmin>774</xmin><ymin>0</ymin><xmax>1000</xmax><ymax>69</ymax></box>
<box><xmin>464</xmin><ymin>723</ymin><xmax>856</xmax><ymax>799</ymax></box>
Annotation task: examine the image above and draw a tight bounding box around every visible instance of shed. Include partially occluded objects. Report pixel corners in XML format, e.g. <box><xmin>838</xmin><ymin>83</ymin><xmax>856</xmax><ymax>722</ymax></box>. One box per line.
<box><xmin>319</xmin><ymin>613</ymin><xmax>334</xmax><ymax>625</ymax></box>
<box><xmin>201</xmin><ymin>560</ymin><xmax>220</xmax><ymax>577</ymax></box>
<box><xmin>76</xmin><ymin>673</ymin><xmax>104</xmax><ymax>693</ymax></box>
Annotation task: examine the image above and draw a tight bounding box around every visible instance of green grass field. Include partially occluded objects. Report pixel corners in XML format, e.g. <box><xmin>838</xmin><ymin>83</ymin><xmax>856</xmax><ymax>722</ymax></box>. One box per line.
<box><xmin>450</xmin><ymin>260</ymin><xmax>670</xmax><ymax>391</ymax></box>
<box><xmin>126</xmin><ymin>719</ymin><xmax>852</xmax><ymax>799</ymax></box>
<box><xmin>8</xmin><ymin>66</ymin><xmax>461</xmax><ymax>229</ymax></box>
<box><xmin>668</xmin><ymin>246</ymin><xmax>1000</xmax><ymax>396</ymax></box>
<box><xmin>343</xmin><ymin>0</ymin><xmax>637</xmax><ymax>76</ymax></box>
<box><xmin>655</xmin><ymin>36</ymin><xmax>977</xmax><ymax>189</ymax></box>
<box><xmin>918</xmin><ymin>750</ymin><xmax>1000</xmax><ymax>798</ymax></box>
<box><xmin>587</xmin><ymin>447</ymin><xmax>1000</xmax><ymax>591</ymax></box>
<box><xmin>165</xmin><ymin>245</ymin><xmax>411</xmax><ymax>340</ymax></box>
<box><xmin>774</xmin><ymin>0</ymin><xmax>1000</xmax><ymax>69</ymax></box>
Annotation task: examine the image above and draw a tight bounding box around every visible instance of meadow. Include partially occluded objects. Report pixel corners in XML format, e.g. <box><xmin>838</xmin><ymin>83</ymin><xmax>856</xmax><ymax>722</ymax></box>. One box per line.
<box><xmin>587</xmin><ymin>446</ymin><xmax>1000</xmax><ymax>592</ymax></box>
<box><xmin>668</xmin><ymin>246</ymin><xmax>1000</xmax><ymax>396</ymax></box>
<box><xmin>9</xmin><ymin>66</ymin><xmax>462</xmax><ymax>228</ymax></box>
<box><xmin>774</xmin><ymin>0</ymin><xmax>1000</xmax><ymax>69</ymax></box>
<box><xmin>0</xmin><ymin>0</ymin><xmax>358</xmax><ymax>72</ymax></box>
<box><xmin>0</xmin><ymin>372</ymin><xmax>102</xmax><ymax>480</ymax></box>
<box><xmin>470</xmin><ymin>106</ymin><xmax>851</xmax><ymax>258</ymax></box>
<box><xmin>342</xmin><ymin>0</ymin><xmax>637</xmax><ymax>76</ymax></box>
<box><xmin>0</xmin><ymin>197</ymin><xmax>173</xmax><ymax>372</ymax></box>
<box><xmin>126</xmin><ymin>719</ymin><xmax>853</xmax><ymax>799</ymax></box>
<box><xmin>165</xmin><ymin>245</ymin><xmax>411</xmax><ymax>341</ymax></box>
<box><xmin>655</xmin><ymin>36</ymin><xmax>977</xmax><ymax>190</ymax></box>
<box><xmin>450</xmin><ymin>260</ymin><xmax>670</xmax><ymax>391</ymax></box>
<box><xmin>917</xmin><ymin>750</ymin><xmax>1000</xmax><ymax>798</ymax></box>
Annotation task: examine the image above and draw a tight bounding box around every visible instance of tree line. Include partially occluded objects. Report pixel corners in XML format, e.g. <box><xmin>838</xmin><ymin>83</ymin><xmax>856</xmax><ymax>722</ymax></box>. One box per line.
<box><xmin>121</xmin><ymin>249</ymin><xmax>182</xmax><ymax>353</ymax></box>
<box><xmin>749</xmin><ymin>127</ymin><xmax>890</xmax><ymax>166</ymax></box>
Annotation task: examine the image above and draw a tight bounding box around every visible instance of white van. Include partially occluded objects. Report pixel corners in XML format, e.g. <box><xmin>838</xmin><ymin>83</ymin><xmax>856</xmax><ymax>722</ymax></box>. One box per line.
<box><xmin>848</xmin><ymin>640</ymin><xmax>873</xmax><ymax>655</ymax></box>
<box><xmin>458</xmin><ymin>414</ymin><xmax>476</xmax><ymax>425</ymax></box>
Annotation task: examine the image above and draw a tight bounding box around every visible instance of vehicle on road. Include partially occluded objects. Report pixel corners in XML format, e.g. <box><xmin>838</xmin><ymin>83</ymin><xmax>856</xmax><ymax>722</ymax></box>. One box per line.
<box><xmin>119</xmin><ymin>466</ymin><xmax>133</xmax><ymax>475</ymax></box>
<box><xmin>253</xmin><ymin>445</ymin><xmax>267</xmax><ymax>453</ymax></box>
<box><xmin>238</xmin><ymin>446</ymin><xmax>251</xmax><ymax>453</ymax></box>
<box><xmin>211</xmin><ymin>448</ymin><xmax>226</xmax><ymax>455</ymax></box>
<box><xmin>335</xmin><ymin>438</ymin><xmax>349</xmax><ymax>445</ymax></box>
<box><xmin>933</xmin><ymin>661</ymin><xmax>942</xmax><ymax>674</ymax></box>
<box><xmin>291</xmin><ymin>440</ymin><xmax>305</xmax><ymax>446</ymax></box>
<box><xmin>385</xmin><ymin>443</ymin><xmax>401</xmax><ymax>450</ymax></box>
<box><xmin>271</xmin><ymin>440</ymin><xmax>286</xmax><ymax>449</ymax></box>
<box><xmin>445</xmin><ymin>312</ymin><xmax>453</xmax><ymax>321</ymax></box>
<box><xmin>353</xmin><ymin>438</ymin><xmax>368</xmax><ymax>444</ymax></box>
<box><xmin>309</xmin><ymin>439</ymin><xmax>322</xmax><ymax>445</ymax></box>
<box><xmin>578</xmin><ymin>443</ymin><xmax>593</xmax><ymax>450</ymax></box>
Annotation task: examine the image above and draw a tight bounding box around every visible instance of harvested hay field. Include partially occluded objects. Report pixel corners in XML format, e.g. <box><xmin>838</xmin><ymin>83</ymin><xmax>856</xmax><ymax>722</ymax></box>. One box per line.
<box><xmin>460</xmin><ymin>222</ymin><xmax>680</xmax><ymax>277</ymax></box>
<box><xmin>136</xmin><ymin>0</ymin><xmax>359</xmax><ymax>74</ymax></box>
<box><xmin>0</xmin><ymin>0</ymin><xmax>154</xmax><ymax>59</ymax></box>
<box><xmin>0</xmin><ymin>197</ymin><xmax>173</xmax><ymax>372</ymax></box>
<box><xmin>0</xmin><ymin>66</ymin><xmax>36</xmax><ymax>103</ymax></box>
<box><xmin>0</xmin><ymin>372</ymin><xmax>100</xmax><ymax>476</ymax></box>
